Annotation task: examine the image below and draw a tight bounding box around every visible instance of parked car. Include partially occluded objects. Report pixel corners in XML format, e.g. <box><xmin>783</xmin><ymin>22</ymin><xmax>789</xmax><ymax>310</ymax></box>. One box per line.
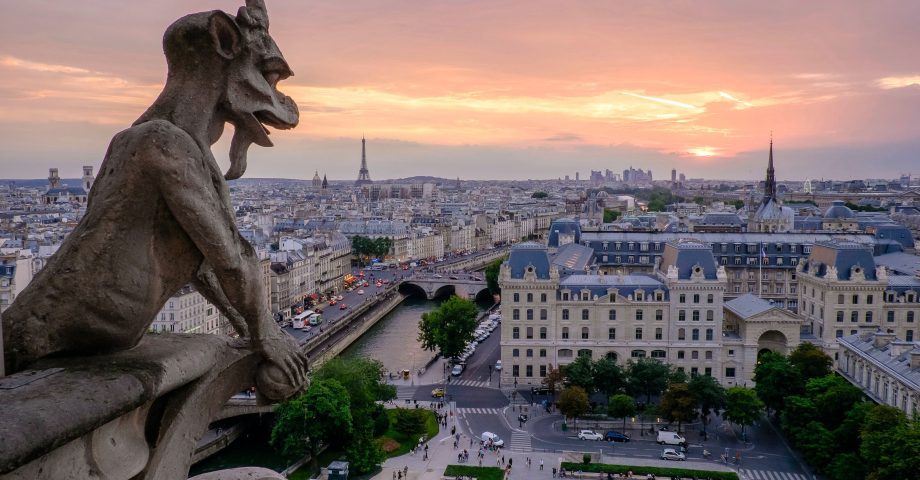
<box><xmin>577</xmin><ymin>430</ymin><xmax>603</xmax><ymax>441</ymax></box>
<box><xmin>494</xmin><ymin>360</ymin><xmax>502</xmax><ymax>371</ymax></box>
<box><xmin>657</xmin><ymin>431</ymin><xmax>686</xmax><ymax>446</ymax></box>
<box><xmin>661</xmin><ymin>448</ymin><xmax>686</xmax><ymax>461</ymax></box>
<box><xmin>604</xmin><ymin>431</ymin><xmax>630</xmax><ymax>442</ymax></box>
<box><xmin>339</xmin><ymin>303</ymin><xmax>347</xmax><ymax>310</ymax></box>
<box><xmin>451</xmin><ymin>365</ymin><xmax>463</xmax><ymax>376</ymax></box>
<box><xmin>357</xmin><ymin>289</ymin><xmax>364</xmax><ymax>295</ymax></box>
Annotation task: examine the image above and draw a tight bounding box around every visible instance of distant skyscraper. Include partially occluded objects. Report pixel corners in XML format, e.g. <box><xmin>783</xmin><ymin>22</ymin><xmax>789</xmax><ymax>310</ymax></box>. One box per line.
<box><xmin>355</xmin><ymin>136</ymin><xmax>373</xmax><ymax>186</ymax></box>
<box><xmin>671</xmin><ymin>169</ymin><xmax>677</xmax><ymax>183</ymax></box>
<box><xmin>575</xmin><ymin>172</ymin><xmax>580</xmax><ymax>182</ymax></box>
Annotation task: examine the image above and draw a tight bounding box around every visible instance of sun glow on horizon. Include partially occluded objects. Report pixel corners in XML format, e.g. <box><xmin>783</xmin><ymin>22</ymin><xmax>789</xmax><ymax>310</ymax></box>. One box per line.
<box><xmin>687</xmin><ymin>147</ymin><xmax>719</xmax><ymax>157</ymax></box>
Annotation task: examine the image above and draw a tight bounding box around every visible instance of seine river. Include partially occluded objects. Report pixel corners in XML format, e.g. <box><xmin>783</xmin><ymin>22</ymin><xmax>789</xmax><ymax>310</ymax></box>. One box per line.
<box><xmin>341</xmin><ymin>296</ymin><xmax>437</xmax><ymax>374</ymax></box>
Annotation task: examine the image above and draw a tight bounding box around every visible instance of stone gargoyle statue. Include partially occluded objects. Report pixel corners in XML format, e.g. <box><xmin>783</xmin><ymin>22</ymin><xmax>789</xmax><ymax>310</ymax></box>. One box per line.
<box><xmin>2</xmin><ymin>0</ymin><xmax>306</xmax><ymax>399</ymax></box>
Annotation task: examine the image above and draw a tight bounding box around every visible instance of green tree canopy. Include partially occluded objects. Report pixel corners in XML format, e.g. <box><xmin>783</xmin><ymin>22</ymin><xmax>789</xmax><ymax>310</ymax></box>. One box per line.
<box><xmin>688</xmin><ymin>374</ymin><xmax>726</xmax><ymax>432</ymax></box>
<box><xmin>804</xmin><ymin>375</ymin><xmax>865</xmax><ymax>430</ymax></box>
<box><xmin>563</xmin><ymin>354</ymin><xmax>595</xmax><ymax>392</ymax></box>
<box><xmin>753</xmin><ymin>351</ymin><xmax>803</xmax><ymax>415</ymax></box>
<box><xmin>788</xmin><ymin>343</ymin><xmax>833</xmax><ymax>381</ymax></box>
<box><xmin>658</xmin><ymin>382</ymin><xmax>697</xmax><ymax>432</ymax></box>
<box><xmin>731</xmin><ymin>199</ymin><xmax>745</xmax><ymax>210</ymax></box>
<box><xmin>531</xmin><ymin>191</ymin><xmax>549</xmax><ymax>199</ymax></box>
<box><xmin>417</xmin><ymin>296</ymin><xmax>479</xmax><ymax>359</ymax></box>
<box><xmin>558</xmin><ymin>386</ymin><xmax>591</xmax><ymax>427</ymax></box>
<box><xmin>607</xmin><ymin>393</ymin><xmax>637</xmax><ymax>432</ymax></box>
<box><xmin>271</xmin><ymin>379</ymin><xmax>353</xmax><ymax>467</ymax></box>
<box><xmin>626</xmin><ymin>358</ymin><xmax>670</xmax><ymax>405</ymax></box>
<box><xmin>593</xmin><ymin>357</ymin><xmax>626</xmax><ymax>396</ymax></box>
<box><xmin>723</xmin><ymin>386</ymin><xmax>763</xmax><ymax>436</ymax></box>
<box><xmin>313</xmin><ymin>357</ymin><xmax>395</xmax><ymax>432</ymax></box>
<box><xmin>602</xmin><ymin>209</ymin><xmax>621</xmax><ymax>223</ymax></box>
<box><xmin>542</xmin><ymin>365</ymin><xmax>564</xmax><ymax>395</ymax></box>
<box><xmin>484</xmin><ymin>258</ymin><xmax>505</xmax><ymax>295</ymax></box>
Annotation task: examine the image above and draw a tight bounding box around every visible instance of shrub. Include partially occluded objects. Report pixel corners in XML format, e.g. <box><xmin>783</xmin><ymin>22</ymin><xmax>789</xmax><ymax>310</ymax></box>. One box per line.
<box><xmin>393</xmin><ymin>408</ymin><xmax>427</xmax><ymax>436</ymax></box>
<box><xmin>582</xmin><ymin>453</ymin><xmax>591</xmax><ymax>465</ymax></box>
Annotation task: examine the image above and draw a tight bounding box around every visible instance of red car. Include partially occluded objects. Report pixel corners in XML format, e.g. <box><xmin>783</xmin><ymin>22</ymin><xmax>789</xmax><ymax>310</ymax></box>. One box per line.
<box><xmin>339</xmin><ymin>303</ymin><xmax>347</xmax><ymax>310</ymax></box>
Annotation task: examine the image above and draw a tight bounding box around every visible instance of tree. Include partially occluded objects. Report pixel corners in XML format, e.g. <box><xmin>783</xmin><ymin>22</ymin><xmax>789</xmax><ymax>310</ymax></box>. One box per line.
<box><xmin>825</xmin><ymin>453</ymin><xmax>867</xmax><ymax>480</ymax></box>
<box><xmin>692</xmin><ymin>196</ymin><xmax>706</xmax><ymax>206</ymax></box>
<box><xmin>542</xmin><ymin>365</ymin><xmax>564</xmax><ymax>396</ymax></box>
<box><xmin>271</xmin><ymin>379</ymin><xmax>353</xmax><ymax>469</ymax></box>
<box><xmin>593</xmin><ymin>357</ymin><xmax>626</xmax><ymax>397</ymax></box>
<box><xmin>607</xmin><ymin>394</ymin><xmax>637</xmax><ymax>432</ymax></box>
<box><xmin>531</xmin><ymin>191</ymin><xmax>548</xmax><ymax>199</ymax></box>
<box><xmin>558</xmin><ymin>386</ymin><xmax>590</xmax><ymax>428</ymax></box>
<box><xmin>484</xmin><ymin>258</ymin><xmax>504</xmax><ymax>295</ymax></box>
<box><xmin>753</xmin><ymin>351</ymin><xmax>803</xmax><ymax>415</ymax></box>
<box><xmin>688</xmin><ymin>374</ymin><xmax>726</xmax><ymax>433</ymax></box>
<box><xmin>417</xmin><ymin>296</ymin><xmax>479</xmax><ymax>359</ymax></box>
<box><xmin>658</xmin><ymin>383</ymin><xmax>697</xmax><ymax>433</ymax></box>
<box><xmin>793</xmin><ymin>421</ymin><xmax>836</xmax><ymax>472</ymax></box>
<box><xmin>788</xmin><ymin>343</ymin><xmax>832</xmax><ymax>381</ymax></box>
<box><xmin>804</xmin><ymin>374</ymin><xmax>865</xmax><ymax>430</ymax></box>
<box><xmin>626</xmin><ymin>358</ymin><xmax>670</xmax><ymax>405</ymax></box>
<box><xmin>313</xmin><ymin>357</ymin><xmax>395</xmax><ymax>431</ymax></box>
<box><xmin>346</xmin><ymin>432</ymin><xmax>385</xmax><ymax>475</ymax></box>
<box><xmin>731</xmin><ymin>199</ymin><xmax>745</xmax><ymax>210</ymax></box>
<box><xmin>372</xmin><ymin>236</ymin><xmax>393</xmax><ymax>259</ymax></box>
<box><xmin>859</xmin><ymin>405</ymin><xmax>920</xmax><ymax>480</ymax></box>
<box><xmin>563</xmin><ymin>354</ymin><xmax>595</xmax><ymax>392</ymax></box>
<box><xmin>723</xmin><ymin>386</ymin><xmax>763</xmax><ymax>438</ymax></box>
<box><xmin>602</xmin><ymin>209</ymin><xmax>620</xmax><ymax>223</ymax></box>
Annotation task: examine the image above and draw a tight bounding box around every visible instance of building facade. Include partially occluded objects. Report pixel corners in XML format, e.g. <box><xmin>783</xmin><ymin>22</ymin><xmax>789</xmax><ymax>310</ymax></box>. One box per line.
<box><xmin>838</xmin><ymin>331</ymin><xmax>919</xmax><ymax>418</ymax></box>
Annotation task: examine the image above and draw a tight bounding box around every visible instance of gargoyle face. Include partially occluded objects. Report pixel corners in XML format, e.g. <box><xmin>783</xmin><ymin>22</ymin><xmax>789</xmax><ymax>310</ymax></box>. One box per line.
<box><xmin>222</xmin><ymin>0</ymin><xmax>299</xmax><ymax>180</ymax></box>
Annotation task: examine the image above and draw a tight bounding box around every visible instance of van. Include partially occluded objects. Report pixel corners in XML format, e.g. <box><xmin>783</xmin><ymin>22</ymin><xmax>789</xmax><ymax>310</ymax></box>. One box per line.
<box><xmin>308</xmin><ymin>313</ymin><xmax>323</xmax><ymax>326</ymax></box>
<box><xmin>480</xmin><ymin>432</ymin><xmax>504</xmax><ymax>447</ymax></box>
<box><xmin>657</xmin><ymin>431</ymin><xmax>686</xmax><ymax>446</ymax></box>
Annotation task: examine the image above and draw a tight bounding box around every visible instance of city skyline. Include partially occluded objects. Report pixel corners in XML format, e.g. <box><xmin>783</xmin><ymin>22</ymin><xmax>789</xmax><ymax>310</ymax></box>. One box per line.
<box><xmin>2</xmin><ymin>0</ymin><xmax>920</xmax><ymax>180</ymax></box>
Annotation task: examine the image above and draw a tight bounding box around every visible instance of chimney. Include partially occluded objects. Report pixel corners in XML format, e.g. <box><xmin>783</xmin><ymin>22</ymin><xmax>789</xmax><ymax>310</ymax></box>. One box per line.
<box><xmin>873</xmin><ymin>332</ymin><xmax>896</xmax><ymax>349</ymax></box>
<box><xmin>910</xmin><ymin>350</ymin><xmax>920</xmax><ymax>370</ymax></box>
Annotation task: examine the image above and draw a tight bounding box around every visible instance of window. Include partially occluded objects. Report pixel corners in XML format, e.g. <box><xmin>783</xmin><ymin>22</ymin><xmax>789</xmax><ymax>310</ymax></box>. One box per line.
<box><xmin>909</xmin><ymin>312</ymin><xmax>915</xmax><ymax>323</ymax></box>
<box><xmin>631</xmin><ymin>350</ymin><xmax>646</xmax><ymax>358</ymax></box>
<box><xmin>728</xmin><ymin>349</ymin><xmax>734</xmax><ymax>356</ymax></box>
<box><xmin>707</xmin><ymin>294</ymin><xmax>714</xmax><ymax>304</ymax></box>
<box><xmin>908</xmin><ymin>330</ymin><xmax>914</xmax><ymax>342</ymax></box>
<box><xmin>561</xmin><ymin>327</ymin><xmax>569</xmax><ymax>339</ymax></box>
<box><xmin>651</xmin><ymin>350</ymin><xmax>666</xmax><ymax>359</ymax></box>
<box><xmin>513</xmin><ymin>309</ymin><xmax>520</xmax><ymax>320</ymax></box>
<box><xmin>654</xmin><ymin>327</ymin><xmax>663</xmax><ymax>340</ymax></box>
<box><xmin>705</xmin><ymin>350</ymin><xmax>713</xmax><ymax>360</ymax></box>
<box><xmin>581</xmin><ymin>327</ymin><xmax>590</xmax><ymax>339</ymax></box>
<box><xmin>512</xmin><ymin>365</ymin><xmax>519</xmax><ymax>377</ymax></box>
<box><xmin>691</xmin><ymin>351</ymin><xmax>699</xmax><ymax>360</ymax></box>
<box><xmin>540</xmin><ymin>293</ymin><xmax>547</xmax><ymax>302</ymax></box>
<box><xmin>835</xmin><ymin>329</ymin><xmax>843</xmax><ymax>338</ymax></box>
<box><xmin>677</xmin><ymin>350</ymin><xmax>685</xmax><ymax>359</ymax></box>
<box><xmin>679</xmin><ymin>310</ymin><xmax>686</xmax><ymax>321</ymax></box>
<box><xmin>656</xmin><ymin>309</ymin><xmax>663</xmax><ymax>321</ymax></box>
<box><xmin>562</xmin><ymin>292</ymin><xmax>570</xmax><ymax>301</ymax></box>
<box><xmin>526</xmin><ymin>309</ymin><xmax>534</xmax><ymax>320</ymax></box>
<box><xmin>852</xmin><ymin>294</ymin><xmax>859</xmax><ymax>305</ymax></box>
<box><xmin>705</xmin><ymin>328</ymin><xmax>713</xmax><ymax>341</ymax></box>
<box><xmin>526</xmin><ymin>348</ymin><xmax>533</xmax><ymax>357</ymax></box>
<box><xmin>866</xmin><ymin>311</ymin><xmax>873</xmax><ymax>323</ymax></box>
<box><xmin>526</xmin><ymin>327</ymin><xmax>533</xmax><ymax>339</ymax></box>
<box><xmin>635</xmin><ymin>328</ymin><xmax>643</xmax><ymax>340</ymax></box>
<box><xmin>558</xmin><ymin>349</ymin><xmax>573</xmax><ymax>358</ymax></box>
<box><xmin>609</xmin><ymin>309</ymin><xmax>617</xmax><ymax>320</ymax></box>
<box><xmin>678</xmin><ymin>328</ymin><xmax>686</xmax><ymax>340</ymax></box>
<box><xmin>867</xmin><ymin>295</ymin><xmax>873</xmax><ymax>305</ymax></box>
<box><xmin>513</xmin><ymin>293</ymin><xmax>520</xmax><ymax>302</ymax></box>
<box><xmin>693</xmin><ymin>294</ymin><xmax>700</xmax><ymax>303</ymax></box>
<box><xmin>608</xmin><ymin>328</ymin><xmax>616</xmax><ymax>340</ymax></box>
<box><xmin>635</xmin><ymin>310</ymin><xmax>644</xmax><ymax>321</ymax></box>
<box><xmin>581</xmin><ymin>309</ymin><xmax>589</xmax><ymax>320</ymax></box>
<box><xmin>540</xmin><ymin>309</ymin><xmax>547</xmax><ymax>320</ymax></box>
<box><xmin>540</xmin><ymin>349</ymin><xmax>547</xmax><ymax>358</ymax></box>
<box><xmin>705</xmin><ymin>367</ymin><xmax>712</xmax><ymax>376</ymax></box>
<box><xmin>837</xmin><ymin>311</ymin><xmax>844</xmax><ymax>322</ymax></box>
<box><xmin>540</xmin><ymin>327</ymin><xmax>547</xmax><ymax>339</ymax></box>
<box><xmin>562</xmin><ymin>309</ymin><xmax>569</xmax><ymax>320</ymax></box>
<box><xmin>851</xmin><ymin>311</ymin><xmax>858</xmax><ymax>322</ymax></box>
<box><xmin>582</xmin><ymin>291</ymin><xmax>590</xmax><ymax>301</ymax></box>
<box><xmin>692</xmin><ymin>329</ymin><xmax>700</xmax><ymax>341</ymax></box>
<box><xmin>578</xmin><ymin>349</ymin><xmax>593</xmax><ymax>358</ymax></box>
<box><xmin>692</xmin><ymin>310</ymin><xmax>700</xmax><ymax>321</ymax></box>
<box><xmin>679</xmin><ymin>294</ymin><xmax>686</xmax><ymax>303</ymax></box>
<box><xmin>609</xmin><ymin>293</ymin><xmax>617</xmax><ymax>302</ymax></box>
<box><xmin>706</xmin><ymin>310</ymin><xmax>714</xmax><ymax>321</ymax></box>
<box><xmin>527</xmin><ymin>293</ymin><xmax>533</xmax><ymax>302</ymax></box>
<box><xmin>888</xmin><ymin>311</ymin><xmax>895</xmax><ymax>322</ymax></box>
<box><xmin>512</xmin><ymin>327</ymin><xmax>520</xmax><ymax>339</ymax></box>
<box><xmin>512</xmin><ymin>348</ymin><xmax>520</xmax><ymax>357</ymax></box>
<box><xmin>725</xmin><ymin>367</ymin><xmax>736</xmax><ymax>377</ymax></box>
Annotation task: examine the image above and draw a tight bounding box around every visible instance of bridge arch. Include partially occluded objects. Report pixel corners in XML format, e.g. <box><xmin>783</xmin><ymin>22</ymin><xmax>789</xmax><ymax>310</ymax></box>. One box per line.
<box><xmin>432</xmin><ymin>284</ymin><xmax>456</xmax><ymax>300</ymax></box>
<box><xmin>473</xmin><ymin>287</ymin><xmax>493</xmax><ymax>304</ymax></box>
<box><xmin>398</xmin><ymin>282</ymin><xmax>428</xmax><ymax>299</ymax></box>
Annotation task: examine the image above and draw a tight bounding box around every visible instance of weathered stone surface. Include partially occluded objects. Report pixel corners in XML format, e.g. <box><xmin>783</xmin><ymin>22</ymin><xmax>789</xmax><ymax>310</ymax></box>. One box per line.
<box><xmin>1</xmin><ymin>0</ymin><xmax>306</xmax><ymax>395</ymax></box>
<box><xmin>188</xmin><ymin>467</ymin><xmax>286</xmax><ymax>480</ymax></box>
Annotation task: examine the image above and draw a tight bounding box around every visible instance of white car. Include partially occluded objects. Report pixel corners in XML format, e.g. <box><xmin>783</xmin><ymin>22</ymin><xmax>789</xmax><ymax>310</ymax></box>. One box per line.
<box><xmin>661</xmin><ymin>448</ymin><xmax>686</xmax><ymax>461</ymax></box>
<box><xmin>357</xmin><ymin>289</ymin><xmax>364</xmax><ymax>295</ymax></box>
<box><xmin>481</xmin><ymin>431</ymin><xmax>504</xmax><ymax>447</ymax></box>
<box><xmin>494</xmin><ymin>360</ymin><xmax>502</xmax><ymax>371</ymax></box>
<box><xmin>577</xmin><ymin>430</ymin><xmax>603</xmax><ymax>441</ymax></box>
<box><xmin>451</xmin><ymin>365</ymin><xmax>463</xmax><ymax>376</ymax></box>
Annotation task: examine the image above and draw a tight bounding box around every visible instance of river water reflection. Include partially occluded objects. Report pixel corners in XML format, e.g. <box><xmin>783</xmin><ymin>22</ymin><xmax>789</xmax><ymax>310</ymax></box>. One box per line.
<box><xmin>341</xmin><ymin>296</ymin><xmax>438</xmax><ymax>374</ymax></box>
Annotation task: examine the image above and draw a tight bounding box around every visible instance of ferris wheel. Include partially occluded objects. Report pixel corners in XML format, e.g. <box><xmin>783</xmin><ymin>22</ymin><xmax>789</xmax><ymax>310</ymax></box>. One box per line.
<box><xmin>803</xmin><ymin>178</ymin><xmax>814</xmax><ymax>194</ymax></box>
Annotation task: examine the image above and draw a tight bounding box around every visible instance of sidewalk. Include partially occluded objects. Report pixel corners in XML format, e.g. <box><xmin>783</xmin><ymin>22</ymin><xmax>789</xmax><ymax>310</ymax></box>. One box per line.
<box><xmin>386</xmin><ymin>357</ymin><xmax>451</xmax><ymax>388</ymax></box>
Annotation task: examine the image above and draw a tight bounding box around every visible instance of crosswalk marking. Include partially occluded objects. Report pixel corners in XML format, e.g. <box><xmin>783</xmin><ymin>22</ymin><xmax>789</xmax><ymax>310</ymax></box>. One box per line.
<box><xmin>452</xmin><ymin>379</ymin><xmax>492</xmax><ymax>388</ymax></box>
<box><xmin>508</xmin><ymin>431</ymin><xmax>531</xmax><ymax>452</ymax></box>
<box><xmin>395</xmin><ymin>387</ymin><xmax>416</xmax><ymax>400</ymax></box>
<box><xmin>457</xmin><ymin>407</ymin><xmax>501</xmax><ymax>415</ymax></box>
<box><xmin>741</xmin><ymin>468</ymin><xmax>808</xmax><ymax>480</ymax></box>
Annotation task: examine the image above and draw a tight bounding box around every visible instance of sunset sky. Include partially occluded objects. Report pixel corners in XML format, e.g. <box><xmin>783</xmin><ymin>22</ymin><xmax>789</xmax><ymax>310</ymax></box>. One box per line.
<box><xmin>2</xmin><ymin>0</ymin><xmax>920</xmax><ymax>181</ymax></box>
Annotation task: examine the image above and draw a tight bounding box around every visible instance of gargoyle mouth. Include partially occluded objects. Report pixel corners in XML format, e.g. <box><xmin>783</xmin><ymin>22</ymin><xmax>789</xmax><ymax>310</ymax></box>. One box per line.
<box><xmin>254</xmin><ymin>109</ymin><xmax>296</xmax><ymax>131</ymax></box>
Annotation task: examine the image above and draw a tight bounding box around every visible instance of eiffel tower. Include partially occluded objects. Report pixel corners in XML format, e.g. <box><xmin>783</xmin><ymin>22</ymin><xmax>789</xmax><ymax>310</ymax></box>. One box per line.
<box><xmin>355</xmin><ymin>136</ymin><xmax>373</xmax><ymax>186</ymax></box>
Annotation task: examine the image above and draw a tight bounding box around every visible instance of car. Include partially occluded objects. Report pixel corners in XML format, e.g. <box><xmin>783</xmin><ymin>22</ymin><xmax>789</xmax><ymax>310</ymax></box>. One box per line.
<box><xmin>494</xmin><ymin>360</ymin><xmax>502</xmax><ymax>371</ymax></box>
<box><xmin>339</xmin><ymin>303</ymin><xmax>347</xmax><ymax>310</ymax></box>
<box><xmin>434</xmin><ymin>274</ymin><xmax>443</xmax><ymax>278</ymax></box>
<box><xmin>357</xmin><ymin>289</ymin><xmax>364</xmax><ymax>295</ymax></box>
<box><xmin>661</xmin><ymin>448</ymin><xmax>686</xmax><ymax>461</ymax></box>
<box><xmin>329</xmin><ymin>299</ymin><xmax>337</xmax><ymax>306</ymax></box>
<box><xmin>336</xmin><ymin>295</ymin><xmax>344</xmax><ymax>301</ymax></box>
<box><xmin>451</xmin><ymin>365</ymin><xmax>463</xmax><ymax>376</ymax></box>
<box><xmin>431</xmin><ymin>388</ymin><xmax>445</xmax><ymax>398</ymax></box>
<box><xmin>448</xmin><ymin>276</ymin><xmax>458</xmax><ymax>280</ymax></box>
<box><xmin>577</xmin><ymin>430</ymin><xmax>603</xmax><ymax>441</ymax></box>
<box><xmin>604</xmin><ymin>431</ymin><xmax>630</xmax><ymax>442</ymax></box>
<box><xmin>480</xmin><ymin>432</ymin><xmax>504</xmax><ymax>447</ymax></box>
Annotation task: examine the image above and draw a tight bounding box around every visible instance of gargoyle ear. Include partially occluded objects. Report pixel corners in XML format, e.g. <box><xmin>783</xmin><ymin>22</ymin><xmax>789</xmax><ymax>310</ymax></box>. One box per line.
<box><xmin>208</xmin><ymin>11</ymin><xmax>242</xmax><ymax>60</ymax></box>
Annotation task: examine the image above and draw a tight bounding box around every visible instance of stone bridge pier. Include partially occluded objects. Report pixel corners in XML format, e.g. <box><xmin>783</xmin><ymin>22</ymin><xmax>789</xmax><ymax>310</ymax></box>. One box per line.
<box><xmin>399</xmin><ymin>278</ymin><xmax>491</xmax><ymax>302</ymax></box>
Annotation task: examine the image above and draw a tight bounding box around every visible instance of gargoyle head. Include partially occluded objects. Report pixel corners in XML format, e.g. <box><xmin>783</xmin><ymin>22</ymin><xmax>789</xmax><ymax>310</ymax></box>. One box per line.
<box><xmin>160</xmin><ymin>0</ymin><xmax>299</xmax><ymax>179</ymax></box>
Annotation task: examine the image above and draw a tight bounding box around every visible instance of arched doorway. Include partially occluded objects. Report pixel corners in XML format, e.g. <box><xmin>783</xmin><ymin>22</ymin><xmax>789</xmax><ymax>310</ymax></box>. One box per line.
<box><xmin>757</xmin><ymin>330</ymin><xmax>789</xmax><ymax>356</ymax></box>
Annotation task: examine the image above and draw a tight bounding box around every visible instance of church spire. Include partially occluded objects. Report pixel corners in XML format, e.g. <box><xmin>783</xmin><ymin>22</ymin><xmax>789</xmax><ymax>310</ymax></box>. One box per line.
<box><xmin>764</xmin><ymin>134</ymin><xmax>776</xmax><ymax>202</ymax></box>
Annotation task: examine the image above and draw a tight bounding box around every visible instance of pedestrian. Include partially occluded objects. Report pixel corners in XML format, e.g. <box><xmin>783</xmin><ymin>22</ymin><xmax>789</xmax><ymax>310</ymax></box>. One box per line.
<box><xmin>501</xmin><ymin>455</ymin><xmax>505</xmax><ymax>466</ymax></box>
<box><xmin>404</xmin><ymin>466</ymin><xmax>408</xmax><ymax>477</ymax></box>
<box><xmin>397</xmin><ymin>471</ymin><xmax>401</xmax><ymax>480</ymax></box>
<box><xmin>551</xmin><ymin>466</ymin><xmax>555</xmax><ymax>477</ymax></box>
<box><xmin>392</xmin><ymin>471</ymin><xmax>396</xmax><ymax>480</ymax></box>
<box><xmin>541</xmin><ymin>459</ymin><xmax>545</xmax><ymax>471</ymax></box>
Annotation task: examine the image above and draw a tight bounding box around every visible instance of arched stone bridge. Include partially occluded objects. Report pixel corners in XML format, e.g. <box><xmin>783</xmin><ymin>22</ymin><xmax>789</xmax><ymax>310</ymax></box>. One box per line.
<box><xmin>399</xmin><ymin>275</ymin><xmax>491</xmax><ymax>302</ymax></box>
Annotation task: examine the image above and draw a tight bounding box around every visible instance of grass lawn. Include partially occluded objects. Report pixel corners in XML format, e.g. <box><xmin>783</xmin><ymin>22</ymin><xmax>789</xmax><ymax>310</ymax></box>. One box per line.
<box><xmin>560</xmin><ymin>461</ymin><xmax>739</xmax><ymax>480</ymax></box>
<box><xmin>376</xmin><ymin>408</ymin><xmax>440</xmax><ymax>459</ymax></box>
<box><xmin>443</xmin><ymin>465</ymin><xmax>504</xmax><ymax>480</ymax></box>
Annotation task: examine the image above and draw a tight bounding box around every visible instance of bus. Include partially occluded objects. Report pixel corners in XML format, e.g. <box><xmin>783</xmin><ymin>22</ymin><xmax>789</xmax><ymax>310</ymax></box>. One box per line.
<box><xmin>292</xmin><ymin>310</ymin><xmax>315</xmax><ymax>329</ymax></box>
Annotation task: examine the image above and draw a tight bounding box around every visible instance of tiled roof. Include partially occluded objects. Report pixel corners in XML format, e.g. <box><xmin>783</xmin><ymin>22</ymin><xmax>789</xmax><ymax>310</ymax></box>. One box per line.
<box><xmin>725</xmin><ymin>294</ymin><xmax>775</xmax><ymax>319</ymax></box>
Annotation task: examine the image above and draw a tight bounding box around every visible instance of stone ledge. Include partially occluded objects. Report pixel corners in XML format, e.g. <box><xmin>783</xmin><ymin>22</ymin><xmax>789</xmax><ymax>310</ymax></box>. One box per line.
<box><xmin>0</xmin><ymin>334</ymin><xmax>257</xmax><ymax>475</ymax></box>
